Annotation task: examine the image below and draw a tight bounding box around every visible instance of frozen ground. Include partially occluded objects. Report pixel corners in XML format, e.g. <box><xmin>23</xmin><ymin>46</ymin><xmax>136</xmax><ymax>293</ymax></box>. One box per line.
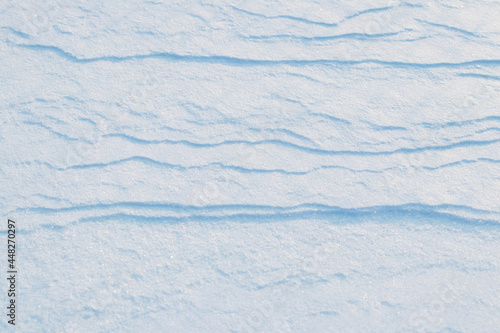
<box><xmin>0</xmin><ymin>0</ymin><xmax>499</xmax><ymax>332</ymax></box>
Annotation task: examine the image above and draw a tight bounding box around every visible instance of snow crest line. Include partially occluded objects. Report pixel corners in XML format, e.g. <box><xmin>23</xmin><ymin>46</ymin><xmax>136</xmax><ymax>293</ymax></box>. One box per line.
<box><xmin>11</xmin><ymin>43</ymin><xmax>500</xmax><ymax>68</ymax></box>
<box><xmin>30</xmin><ymin>205</ymin><xmax>500</xmax><ymax>230</ymax></box>
<box><xmin>103</xmin><ymin>133</ymin><xmax>500</xmax><ymax>156</ymax></box>
<box><xmin>11</xmin><ymin>202</ymin><xmax>500</xmax><ymax>218</ymax></box>
<box><xmin>78</xmin><ymin>211</ymin><xmax>498</xmax><ymax>226</ymax></box>
<box><xmin>8</xmin><ymin>205</ymin><xmax>500</xmax><ymax>233</ymax></box>
<box><xmin>28</xmin><ymin>156</ymin><xmax>500</xmax><ymax>175</ymax></box>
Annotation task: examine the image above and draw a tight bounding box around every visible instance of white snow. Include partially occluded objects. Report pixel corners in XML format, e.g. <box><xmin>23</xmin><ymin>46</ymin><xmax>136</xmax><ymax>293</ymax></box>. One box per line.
<box><xmin>1</xmin><ymin>0</ymin><xmax>499</xmax><ymax>332</ymax></box>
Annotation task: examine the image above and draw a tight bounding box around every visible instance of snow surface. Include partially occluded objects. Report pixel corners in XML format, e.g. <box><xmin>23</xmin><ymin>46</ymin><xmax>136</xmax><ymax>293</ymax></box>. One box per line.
<box><xmin>1</xmin><ymin>0</ymin><xmax>499</xmax><ymax>332</ymax></box>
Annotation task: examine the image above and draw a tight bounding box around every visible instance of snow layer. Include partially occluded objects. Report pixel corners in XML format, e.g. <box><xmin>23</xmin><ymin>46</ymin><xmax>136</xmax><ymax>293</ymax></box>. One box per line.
<box><xmin>0</xmin><ymin>0</ymin><xmax>499</xmax><ymax>332</ymax></box>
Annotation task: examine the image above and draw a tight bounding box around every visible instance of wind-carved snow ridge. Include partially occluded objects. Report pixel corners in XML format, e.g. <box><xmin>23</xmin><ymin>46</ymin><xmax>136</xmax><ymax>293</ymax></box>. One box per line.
<box><xmin>1</xmin><ymin>0</ymin><xmax>499</xmax><ymax>332</ymax></box>
<box><xmin>9</xmin><ymin>202</ymin><xmax>500</xmax><ymax>234</ymax></box>
<box><xmin>7</xmin><ymin>42</ymin><xmax>500</xmax><ymax>67</ymax></box>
